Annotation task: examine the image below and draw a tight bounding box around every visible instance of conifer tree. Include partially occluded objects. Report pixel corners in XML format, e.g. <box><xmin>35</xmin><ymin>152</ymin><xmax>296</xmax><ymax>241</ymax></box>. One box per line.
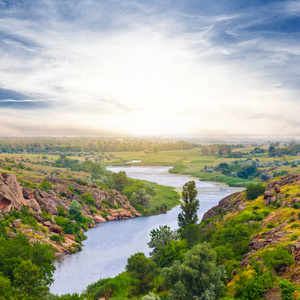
<box><xmin>178</xmin><ymin>180</ymin><xmax>199</xmax><ymax>229</ymax></box>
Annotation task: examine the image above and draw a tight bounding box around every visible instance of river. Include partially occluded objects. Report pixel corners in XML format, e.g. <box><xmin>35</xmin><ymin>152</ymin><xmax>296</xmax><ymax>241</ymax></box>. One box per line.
<box><xmin>50</xmin><ymin>166</ymin><xmax>242</xmax><ymax>295</ymax></box>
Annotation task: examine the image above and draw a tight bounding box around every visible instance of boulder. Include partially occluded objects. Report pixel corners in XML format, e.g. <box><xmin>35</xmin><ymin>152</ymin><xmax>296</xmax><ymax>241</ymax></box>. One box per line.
<box><xmin>108</xmin><ymin>196</ymin><xmax>118</xmax><ymax>206</ymax></box>
<box><xmin>43</xmin><ymin>221</ymin><xmax>52</xmax><ymax>227</ymax></box>
<box><xmin>0</xmin><ymin>172</ymin><xmax>27</xmax><ymax>212</ymax></box>
<box><xmin>134</xmin><ymin>212</ymin><xmax>142</xmax><ymax>217</ymax></box>
<box><xmin>106</xmin><ymin>215</ymin><xmax>117</xmax><ymax>221</ymax></box>
<box><xmin>12</xmin><ymin>219</ymin><xmax>22</xmax><ymax>228</ymax></box>
<box><xmin>64</xmin><ymin>234</ymin><xmax>75</xmax><ymax>241</ymax></box>
<box><xmin>293</xmin><ymin>198</ymin><xmax>300</xmax><ymax>203</ymax></box>
<box><xmin>22</xmin><ymin>187</ymin><xmax>35</xmax><ymax>199</ymax></box>
<box><xmin>264</xmin><ymin>190</ymin><xmax>274</xmax><ymax>199</ymax></box>
<box><xmin>51</xmin><ymin>225</ymin><xmax>63</xmax><ymax>234</ymax></box>
<box><xmin>94</xmin><ymin>215</ymin><xmax>106</xmax><ymax>223</ymax></box>
<box><xmin>26</xmin><ymin>199</ymin><xmax>41</xmax><ymax>213</ymax></box>
<box><xmin>274</xmin><ymin>184</ymin><xmax>281</xmax><ymax>194</ymax></box>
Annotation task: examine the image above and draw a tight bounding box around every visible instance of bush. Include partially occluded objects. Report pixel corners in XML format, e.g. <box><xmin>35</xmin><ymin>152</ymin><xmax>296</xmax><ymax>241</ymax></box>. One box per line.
<box><xmin>235</xmin><ymin>271</ymin><xmax>275</xmax><ymax>300</ymax></box>
<box><xmin>81</xmin><ymin>193</ymin><xmax>96</xmax><ymax>206</ymax></box>
<box><xmin>246</xmin><ymin>183</ymin><xmax>265</xmax><ymax>200</ymax></box>
<box><xmin>262</xmin><ymin>246</ymin><xmax>294</xmax><ymax>273</ymax></box>
<box><xmin>50</xmin><ymin>234</ymin><xmax>65</xmax><ymax>244</ymax></box>
<box><xmin>57</xmin><ymin>205</ymin><xmax>68</xmax><ymax>217</ymax></box>
<box><xmin>40</xmin><ymin>180</ymin><xmax>52</xmax><ymax>191</ymax></box>
<box><xmin>279</xmin><ymin>279</ymin><xmax>297</xmax><ymax>300</ymax></box>
<box><xmin>292</xmin><ymin>203</ymin><xmax>300</xmax><ymax>209</ymax></box>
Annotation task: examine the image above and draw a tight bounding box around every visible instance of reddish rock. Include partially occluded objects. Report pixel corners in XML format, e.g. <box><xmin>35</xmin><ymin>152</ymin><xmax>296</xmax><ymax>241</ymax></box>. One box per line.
<box><xmin>26</xmin><ymin>199</ymin><xmax>41</xmax><ymax>213</ymax></box>
<box><xmin>0</xmin><ymin>172</ymin><xmax>27</xmax><ymax>212</ymax></box>
<box><xmin>94</xmin><ymin>215</ymin><xmax>106</xmax><ymax>223</ymax></box>
<box><xmin>110</xmin><ymin>189</ymin><xmax>119</xmax><ymax>196</ymax></box>
<box><xmin>51</xmin><ymin>225</ymin><xmax>63</xmax><ymax>234</ymax></box>
<box><xmin>43</xmin><ymin>221</ymin><xmax>52</xmax><ymax>227</ymax></box>
<box><xmin>106</xmin><ymin>215</ymin><xmax>117</xmax><ymax>221</ymax></box>
<box><xmin>64</xmin><ymin>234</ymin><xmax>75</xmax><ymax>241</ymax></box>
<box><xmin>134</xmin><ymin>213</ymin><xmax>142</xmax><ymax>217</ymax></box>
<box><xmin>108</xmin><ymin>196</ymin><xmax>118</xmax><ymax>206</ymax></box>
<box><xmin>88</xmin><ymin>222</ymin><xmax>93</xmax><ymax>228</ymax></box>
<box><xmin>12</xmin><ymin>219</ymin><xmax>21</xmax><ymax>228</ymax></box>
<box><xmin>22</xmin><ymin>187</ymin><xmax>35</xmax><ymax>199</ymax></box>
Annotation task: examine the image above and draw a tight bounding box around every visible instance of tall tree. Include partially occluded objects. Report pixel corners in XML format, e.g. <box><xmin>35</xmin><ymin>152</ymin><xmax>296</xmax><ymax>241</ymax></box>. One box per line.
<box><xmin>162</xmin><ymin>242</ymin><xmax>226</xmax><ymax>300</ymax></box>
<box><xmin>178</xmin><ymin>181</ymin><xmax>199</xmax><ymax>229</ymax></box>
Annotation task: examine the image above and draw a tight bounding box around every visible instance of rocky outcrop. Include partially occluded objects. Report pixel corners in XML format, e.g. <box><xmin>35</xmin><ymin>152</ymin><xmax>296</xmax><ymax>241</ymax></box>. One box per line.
<box><xmin>201</xmin><ymin>192</ymin><xmax>242</xmax><ymax>222</ymax></box>
<box><xmin>0</xmin><ymin>173</ymin><xmax>27</xmax><ymax>212</ymax></box>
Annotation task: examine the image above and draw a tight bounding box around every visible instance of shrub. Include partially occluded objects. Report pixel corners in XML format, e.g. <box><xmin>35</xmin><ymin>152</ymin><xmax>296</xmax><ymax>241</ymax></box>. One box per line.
<box><xmin>279</xmin><ymin>279</ymin><xmax>297</xmax><ymax>300</ymax></box>
<box><xmin>267</xmin><ymin>223</ymin><xmax>275</xmax><ymax>229</ymax></box>
<box><xmin>40</xmin><ymin>180</ymin><xmax>52</xmax><ymax>191</ymax></box>
<box><xmin>262</xmin><ymin>246</ymin><xmax>294</xmax><ymax>273</ymax></box>
<box><xmin>50</xmin><ymin>234</ymin><xmax>65</xmax><ymax>244</ymax></box>
<box><xmin>290</xmin><ymin>233</ymin><xmax>299</xmax><ymax>241</ymax></box>
<box><xmin>235</xmin><ymin>271</ymin><xmax>275</xmax><ymax>300</ymax></box>
<box><xmin>57</xmin><ymin>205</ymin><xmax>68</xmax><ymax>217</ymax></box>
<box><xmin>81</xmin><ymin>193</ymin><xmax>96</xmax><ymax>206</ymax></box>
<box><xmin>246</xmin><ymin>184</ymin><xmax>265</xmax><ymax>200</ymax></box>
<box><xmin>292</xmin><ymin>203</ymin><xmax>300</xmax><ymax>209</ymax></box>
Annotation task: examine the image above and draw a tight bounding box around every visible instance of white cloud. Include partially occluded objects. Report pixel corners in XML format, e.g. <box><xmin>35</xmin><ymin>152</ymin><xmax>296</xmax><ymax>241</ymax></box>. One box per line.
<box><xmin>0</xmin><ymin>0</ymin><xmax>299</xmax><ymax>136</ymax></box>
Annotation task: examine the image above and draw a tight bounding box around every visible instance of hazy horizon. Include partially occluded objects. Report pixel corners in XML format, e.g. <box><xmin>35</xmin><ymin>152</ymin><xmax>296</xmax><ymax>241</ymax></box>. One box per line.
<box><xmin>0</xmin><ymin>1</ymin><xmax>299</xmax><ymax>136</ymax></box>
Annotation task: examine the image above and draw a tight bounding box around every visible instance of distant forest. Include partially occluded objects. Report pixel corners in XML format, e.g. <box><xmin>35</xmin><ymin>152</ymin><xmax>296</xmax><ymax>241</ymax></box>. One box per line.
<box><xmin>0</xmin><ymin>138</ymin><xmax>196</xmax><ymax>154</ymax></box>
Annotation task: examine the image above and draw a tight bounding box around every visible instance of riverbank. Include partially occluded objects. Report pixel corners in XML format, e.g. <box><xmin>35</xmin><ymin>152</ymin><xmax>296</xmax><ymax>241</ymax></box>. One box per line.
<box><xmin>106</xmin><ymin>149</ymin><xmax>267</xmax><ymax>187</ymax></box>
<box><xmin>51</xmin><ymin>165</ymin><xmax>242</xmax><ymax>295</ymax></box>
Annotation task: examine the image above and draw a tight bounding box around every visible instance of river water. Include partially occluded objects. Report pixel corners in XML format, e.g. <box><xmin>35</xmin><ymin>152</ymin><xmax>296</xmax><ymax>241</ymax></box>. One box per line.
<box><xmin>50</xmin><ymin>166</ymin><xmax>242</xmax><ymax>295</ymax></box>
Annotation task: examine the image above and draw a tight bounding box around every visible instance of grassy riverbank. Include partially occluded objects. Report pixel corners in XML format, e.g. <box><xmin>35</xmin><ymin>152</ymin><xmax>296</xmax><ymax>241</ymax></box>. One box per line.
<box><xmin>105</xmin><ymin>148</ymin><xmax>300</xmax><ymax>187</ymax></box>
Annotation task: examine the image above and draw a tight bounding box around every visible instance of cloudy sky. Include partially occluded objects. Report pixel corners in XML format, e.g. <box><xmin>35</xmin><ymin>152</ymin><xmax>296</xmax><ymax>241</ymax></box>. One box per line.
<box><xmin>0</xmin><ymin>0</ymin><xmax>299</xmax><ymax>136</ymax></box>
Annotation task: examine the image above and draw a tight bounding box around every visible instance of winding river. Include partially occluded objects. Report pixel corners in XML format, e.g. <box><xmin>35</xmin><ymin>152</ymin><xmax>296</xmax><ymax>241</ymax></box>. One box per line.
<box><xmin>50</xmin><ymin>166</ymin><xmax>242</xmax><ymax>295</ymax></box>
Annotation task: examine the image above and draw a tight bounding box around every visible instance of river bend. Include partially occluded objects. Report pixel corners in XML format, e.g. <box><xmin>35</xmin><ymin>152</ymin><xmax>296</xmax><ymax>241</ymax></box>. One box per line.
<box><xmin>51</xmin><ymin>166</ymin><xmax>242</xmax><ymax>295</ymax></box>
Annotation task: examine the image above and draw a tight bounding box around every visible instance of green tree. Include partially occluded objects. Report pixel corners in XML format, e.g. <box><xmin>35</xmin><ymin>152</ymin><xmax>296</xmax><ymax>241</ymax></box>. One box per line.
<box><xmin>148</xmin><ymin>225</ymin><xmax>179</xmax><ymax>256</ymax></box>
<box><xmin>13</xmin><ymin>260</ymin><xmax>49</xmax><ymax>299</ymax></box>
<box><xmin>179</xmin><ymin>224</ymin><xmax>202</xmax><ymax>247</ymax></box>
<box><xmin>162</xmin><ymin>242</ymin><xmax>226</xmax><ymax>300</ymax></box>
<box><xmin>246</xmin><ymin>183</ymin><xmax>265</xmax><ymax>200</ymax></box>
<box><xmin>142</xmin><ymin>292</ymin><xmax>161</xmax><ymax>300</ymax></box>
<box><xmin>125</xmin><ymin>252</ymin><xmax>157</xmax><ymax>295</ymax></box>
<box><xmin>156</xmin><ymin>240</ymin><xmax>188</xmax><ymax>268</ymax></box>
<box><xmin>0</xmin><ymin>274</ymin><xmax>14</xmax><ymax>299</ymax></box>
<box><xmin>178</xmin><ymin>181</ymin><xmax>199</xmax><ymax>229</ymax></box>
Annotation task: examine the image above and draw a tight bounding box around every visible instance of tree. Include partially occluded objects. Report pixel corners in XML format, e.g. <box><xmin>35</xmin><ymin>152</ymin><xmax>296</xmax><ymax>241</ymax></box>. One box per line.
<box><xmin>178</xmin><ymin>181</ymin><xmax>199</xmax><ymax>229</ymax></box>
<box><xmin>148</xmin><ymin>225</ymin><xmax>179</xmax><ymax>256</ymax></box>
<box><xmin>125</xmin><ymin>252</ymin><xmax>157</xmax><ymax>295</ymax></box>
<box><xmin>246</xmin><ymin>183</ymin><xmax>265</xmax><ymax>200</ymax></box>
<box><xmin>155</xmin><ymin>240</ymin><xmax>188</xmax><ymax>268</ymax></box>
<box><xmin>142</xmin><ymin>292</ymin><xmax>161</xmax><ymax>300</ymax></box>
<box><xmin>0</xmin><ymin>274</ymin><xmax>13</xmax><ymax>299</ymax></box>
<box><xmin>13</xmin><ymin>260</ymin><xmax>49</xmax><ymax>299</ymax></box>
<box><xmin>162</xmin><ymin>242</ymin><xmax>226</xmax><ymax>300</ymax></box>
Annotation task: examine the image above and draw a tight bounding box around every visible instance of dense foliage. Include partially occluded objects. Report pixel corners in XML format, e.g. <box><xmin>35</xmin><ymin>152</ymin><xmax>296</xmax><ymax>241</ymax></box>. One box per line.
<box><xmin>0</xmin><ymin>221</ymin><xmax>56</xmax><ymax>299</ymax></box>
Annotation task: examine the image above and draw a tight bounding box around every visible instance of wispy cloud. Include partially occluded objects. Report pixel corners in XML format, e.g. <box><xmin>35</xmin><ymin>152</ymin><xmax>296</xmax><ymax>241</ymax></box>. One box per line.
<box><xmin>0</xmin><ymin>0</ymin><xmax>299</xmax><ymax>136</ymax></box>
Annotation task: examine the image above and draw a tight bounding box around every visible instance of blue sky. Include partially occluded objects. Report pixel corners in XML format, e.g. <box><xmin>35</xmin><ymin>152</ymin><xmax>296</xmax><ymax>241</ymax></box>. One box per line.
<box><xmin>0</xmin><ymin>0</ymin><xmax>299</xmax><ymax>136</ymax></box>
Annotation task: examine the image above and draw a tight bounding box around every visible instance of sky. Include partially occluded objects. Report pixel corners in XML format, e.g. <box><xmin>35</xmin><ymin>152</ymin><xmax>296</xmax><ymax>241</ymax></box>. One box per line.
<box><xmin>0</xmin><ymin>0</ymin><xmax>300</xmax><ymax>137</ymax></box>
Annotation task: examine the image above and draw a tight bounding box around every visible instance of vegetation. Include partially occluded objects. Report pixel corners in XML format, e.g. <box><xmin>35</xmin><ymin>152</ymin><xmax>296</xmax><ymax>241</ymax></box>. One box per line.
<box><xmin>178</xmin><ymin>181</ymin><xmax>199</xmax><ymax>229</ymax></box>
